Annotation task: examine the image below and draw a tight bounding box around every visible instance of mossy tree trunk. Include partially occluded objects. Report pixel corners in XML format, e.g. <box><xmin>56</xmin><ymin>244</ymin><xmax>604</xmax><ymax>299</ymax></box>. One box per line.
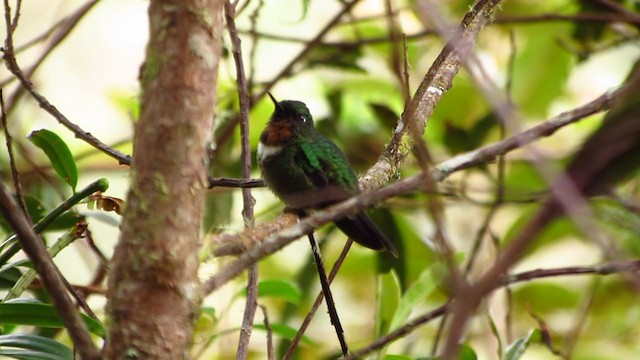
<box><xmin>104</xmin><ymin>0</ymin><xmax>223</xmax><ymax>358</ymax></box>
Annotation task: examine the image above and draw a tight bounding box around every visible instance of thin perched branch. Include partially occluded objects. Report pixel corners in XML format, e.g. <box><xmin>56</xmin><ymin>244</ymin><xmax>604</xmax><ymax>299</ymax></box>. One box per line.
<box><xmin>495</xmin><ymin>12</ymin><xmax>640</xmax><ymax>25</ymax></box>
<box><xmin>308</xmin><ymin>233</ymin><xmax>349</xmax><ymax>355</ymax></box>
<box><xmin>384</xmin><ymin>0</ymin><xmax>408</xmax><ymax>102</ymax></box>
<box><xmin>203</xmin><ymin>87</ymin><xmax>617</xmax><ymax>294</ymax></box>
<box><xmin>283</xmin><ymin>239</ymin><xmax>353</xmax><ymax>359</ymax></box>
<box><xmin>0</xmin><ymin>88</ymin><xmax>28</xmax><ymax>219</ymax></box>
<box><xmin>225</xmin><ymin>1</ymin><xmax>257</xmax><ymax>358</ymax></box>
<box><xmin>246</xmin><ymin>0</ymin><xmax>263</xmax><ymax>100</ymax></box>
<box><xmin>8</xmin><ymin>0</ymin><xmax>20</xmax><ymax>33</ymax></box>
<box><xmin>208</xmin><ymin>176</ymin><xmax>264</xmax><ymax>188</ymax></box>
<box><xmin>0</xmin><ymin>182</ymin><xmax>100</xmax><ymax>360</ymax></box>
<box><xmin>259</xmin><ymin>304</ymin><xmax>274</xmax><ymax>360</ymax></box>
<box><xmin>563</xmin><ymin>280</ymin><xmax>598</xmax><ymax>358</ymax></box>
<box><xmin>503</xmin><ymin>29</ymin><xmax>517</xmax><ymax>344</ymax></box>
<box><xmin>591</xmin><ymin>0</ymin><xmax>640</xmax><ymax>23</ymax></box>
<box><xmin>206</xmin><ymin>0</ymin><xmax>514</xmax><ymax>279</ymax></box>
<box><xmin>361</xmin><ymin>0</ymin><xmax>500</xmax><ymax>191</ymax></box>
<box><xmin>346</xmin><ymin>304</ymin><xmax>450</xmax><ymax>360</ymax></box>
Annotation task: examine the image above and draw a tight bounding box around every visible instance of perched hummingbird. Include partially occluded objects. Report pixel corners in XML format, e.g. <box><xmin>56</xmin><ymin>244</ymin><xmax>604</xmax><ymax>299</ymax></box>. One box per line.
<box><xmin>257</xmin><ymin>94</ymin><xmax>399</xmax><ymax>257</ymax></box>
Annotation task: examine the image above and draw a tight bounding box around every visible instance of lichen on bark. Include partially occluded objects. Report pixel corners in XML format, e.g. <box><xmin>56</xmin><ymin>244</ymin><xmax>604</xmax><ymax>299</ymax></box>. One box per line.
<box><xmin>104</xmin><ymin>1</ymin><xmax>223</xmax><ymax>359</ymax></box>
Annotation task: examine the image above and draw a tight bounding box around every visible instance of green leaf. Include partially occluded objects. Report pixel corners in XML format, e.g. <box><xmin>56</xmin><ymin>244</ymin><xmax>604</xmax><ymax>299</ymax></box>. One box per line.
<box><xmin>389</xmin><ymin>267</ymin><xmax>436</xmax><ymax>330</ymax></box>
<box><xmin>194</xmin><ymin>307</ymin><xmax>217</xmax><ymax>333</ymax></box>
<box><xmin>512</xmin><ymin>23</ymin><xmax>572</xmax><ymax>116</ymax></box>
<box><xmin>0</xmin><ymin>334</ymin><xmax>73</xmax><ymax>360</ymax></box>
<box><xmin>487</xmin><ymin>314</ymin><xmax>503</xmax><ymax>358</ymax></box>
<box><xmin>109</xmin><ymin>90</ymin><xmax>140</xmax><ymax>120</ymax></box>
<box><xmin>512</xmin><ymin>283</ymin><xmax>580</xmax><ymax>312</ymax></box>
<box><xmin>253</xmin><ymin>323</ymin><xmax>315</xmax><ymax>346</ymax></box>
<box><xmin>0</xmin><ymin>299</ymin><xmax>105</xmax><ymax>338</ymax></box>
<box><xmin>376</xmin><ymin>270</ymin><xmax>401</xmax><ymax>337</ymax></box>
<box><xmin>431</xmin><ymin>74</ymin><xmax>488</xmax><ymax>130</ymax></box>
<box><xmin>384</xmin><ymin>355</ymin><xmax>415</xmax><ymax>360</ymax></box>
<box><xmin>0</xmin><ymin>266</ymin><xmax>22</xmax><ymax>289</ymax></box>
<box><xmin>443</xmin><ymin>112</ymin><xmax>498</xmax><ymax>155</ymax></box>
<box><xmin>45</xmin><ymin>212</ymin><xmax>84</xmax><ymax>232</ymax></box>
<box><xmin>458</xmin><ymin>344</ymin><xmax>478</xmax><ymax>360</ymax></box>
<box><xmin>415</xmin><ymin>344</ymin><xmax>477</xmax><ymax>360</ymax></box>
<box><xmin>28</xmin><ymin>130</ymin><xmax>78</xmax><ymax>192</ymax></box>
<box><xmin>503</xmin><ymin>161</ymin><xmax>547</xmax><ymax>194</ymax></box>
<box><xmin>504</xmin><ymin>329</ymin><xmax>542</xmax><ymax>360</ymax></box>
<box><xmin>299</xmin><ymin>0</ymin><xmax>310</xmax><ymax>19</ymax></box>
<box><xmin>0</xmin><ymin>197</ymin><xmax>46</xmax><ymax>234</ymax></box>
<box><xmin>255</xmin><ymin>279</ymin><xmax>301</xmax><ymax>305</ymax></box>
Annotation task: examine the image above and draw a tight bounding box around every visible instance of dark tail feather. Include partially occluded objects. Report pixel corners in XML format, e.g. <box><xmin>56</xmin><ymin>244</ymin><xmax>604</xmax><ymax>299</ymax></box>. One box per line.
<box><xmin>335</xmin><ymin>212</ymin><xmax>399</xmax><ymax>258</ymax></box>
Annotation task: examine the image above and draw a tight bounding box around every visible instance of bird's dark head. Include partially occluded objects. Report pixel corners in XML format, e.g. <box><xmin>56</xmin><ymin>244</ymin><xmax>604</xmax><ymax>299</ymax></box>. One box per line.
<box><xmin>268</xmin><ymin>93</ymin><xmax>313</xmax><ymax>127</ymax></box>
<box><xmin>260</xmin><ymin>93</ymin><xmax>315</xmax><ymax>146</ymax></box>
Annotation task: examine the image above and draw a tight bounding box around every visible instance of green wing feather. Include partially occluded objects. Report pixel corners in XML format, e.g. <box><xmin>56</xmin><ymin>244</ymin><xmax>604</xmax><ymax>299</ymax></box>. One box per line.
<box><xmin>294</xmin><ymin>135</ymin><xmax>360</xmax><ymax>206</ymax></box>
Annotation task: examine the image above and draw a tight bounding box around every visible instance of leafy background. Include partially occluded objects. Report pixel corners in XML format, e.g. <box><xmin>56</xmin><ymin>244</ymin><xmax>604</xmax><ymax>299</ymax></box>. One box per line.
<box><xmin>1</xmin><ymin>0</ymin><xmax>640</xmax><ymax>359</ymax></box>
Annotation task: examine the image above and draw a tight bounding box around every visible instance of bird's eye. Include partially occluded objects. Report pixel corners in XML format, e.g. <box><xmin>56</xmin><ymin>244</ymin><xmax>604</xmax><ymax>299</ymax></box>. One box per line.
<box><xmin>299</xmin><ymin>116</ymin><xmax>307</xmax><ymax>123</ymax></box>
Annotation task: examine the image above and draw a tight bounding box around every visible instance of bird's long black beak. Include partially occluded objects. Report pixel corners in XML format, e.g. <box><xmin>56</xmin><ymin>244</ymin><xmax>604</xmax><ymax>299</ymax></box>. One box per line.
<box><xmin>267</xmin><ymin>92</ymin><xmax>283</xmax><ymax>113</ymax></box>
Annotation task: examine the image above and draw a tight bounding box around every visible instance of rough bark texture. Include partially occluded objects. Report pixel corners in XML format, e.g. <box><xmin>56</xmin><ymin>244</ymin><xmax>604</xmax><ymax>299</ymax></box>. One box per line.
<box><xmin>104</xmin><ymin>1</ymin><xmax>222</xmax><ymax>358</ymax></box>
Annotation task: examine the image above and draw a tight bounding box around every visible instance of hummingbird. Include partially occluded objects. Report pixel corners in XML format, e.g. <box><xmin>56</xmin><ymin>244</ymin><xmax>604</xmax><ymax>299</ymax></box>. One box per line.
<box><xmin>257</xmin><ymin>94</ymin><xmax>399</xmax><ymax>257</ymax></box>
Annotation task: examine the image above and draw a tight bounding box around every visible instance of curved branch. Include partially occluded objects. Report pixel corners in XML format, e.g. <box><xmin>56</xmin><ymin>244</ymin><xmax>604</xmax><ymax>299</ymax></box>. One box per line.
<box><xmin>204</xmin><ymin>87</ymin><xmax>616</xmax><ymax>293</ymax></box>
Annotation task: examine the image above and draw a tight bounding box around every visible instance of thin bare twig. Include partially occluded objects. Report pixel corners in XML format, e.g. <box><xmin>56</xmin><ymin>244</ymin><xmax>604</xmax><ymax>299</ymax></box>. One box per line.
<box><xmin>283</xmin><ymin>239</ymin><xmax>353</xmax><ymax>359</ymax></box>
<box><xmin>503</xmin><ymin>29</ymin><xmax>517</xmax><ymax>344</ymax></box>
<box><xmin>384</xmin><ymin>0</ymin><xmax>408</xmax><ymax>102</ymax></box>
<box><xmin>225</xmin><ymin>1</ymin><xmax>257</xmax><ymax>358</ymax></box>
<box><xmin>0</xmin><ymin>88</ymin><xmax>28</xmax><ymax>219</ymax></box>
<box><xmin>591</xmin><ymin>0</ymin><xmax>640</xmax><ymax>23</ymax></box>
<box><xmin>208</xmin><ymin>176</ymin><xmax>264</xmax><ymax>188</ymax></box>
<box><xmin>563</xmin><ymin>279</ymin><xmax>598</xmax><ymax>358</ymax></box>
<box><xmin>495</xmin><ymin>12</ymin><xmax>640</xmax><ymax>25</ymax></box>
<box><xmin>246</xmin><ymin>0</ymin><xmax>263</xmax><ymax>101</ymax></box>
<box><xmin>258</xmin><ymin>304</ymin><xmax>274</xmax><ymax>360</ymax></box>
<box><xmin>307</xmin><ymin>233</ymin><xmax>349</xmax><ymax>355</ymax></box>
<box><xmin>361</xmin><ymin>0</ymin><xmax>498</xmax><ymax>191</ymax></box>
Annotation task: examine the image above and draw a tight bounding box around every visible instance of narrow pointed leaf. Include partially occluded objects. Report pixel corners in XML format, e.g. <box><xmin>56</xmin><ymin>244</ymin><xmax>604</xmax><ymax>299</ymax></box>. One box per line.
<box><xmin>254</xmin><ymin>279</ymin><xmax>302</xmax><ymax>305</ymax></box>
<box><xmin>376</xmin><ymin>270</ymin><xmax>401</xmax><ymax>337</ymax></box>
<box><xmin>0</xmin><ymin>334</ymin><xmax>73</xmax><ymax>359</ymax></box>
<box><xmin>504</xmin><ymin>329</ymin><xmax>542</xmax><ymax>360</ymax></box>
<box><xmin>389</xmin><ymin>267</ymin><xmax>436</xmax><ymax>330</ymax></box>
<box><xmin>28</xmin><ymin>129</ymin><xmax>78</xmax><ymax>192</ymax></box>
<box><xmin>0</xmin><ymin>299</ymin><xmax>105</xmax><ymax>338</ymax></box>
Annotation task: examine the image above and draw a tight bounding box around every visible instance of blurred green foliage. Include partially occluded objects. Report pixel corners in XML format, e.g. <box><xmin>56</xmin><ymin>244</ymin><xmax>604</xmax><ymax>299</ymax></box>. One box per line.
<box><xmin>1</xmin><ymin>0</ymin><xmax>640</xmax><ymax>359</ymax></box>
